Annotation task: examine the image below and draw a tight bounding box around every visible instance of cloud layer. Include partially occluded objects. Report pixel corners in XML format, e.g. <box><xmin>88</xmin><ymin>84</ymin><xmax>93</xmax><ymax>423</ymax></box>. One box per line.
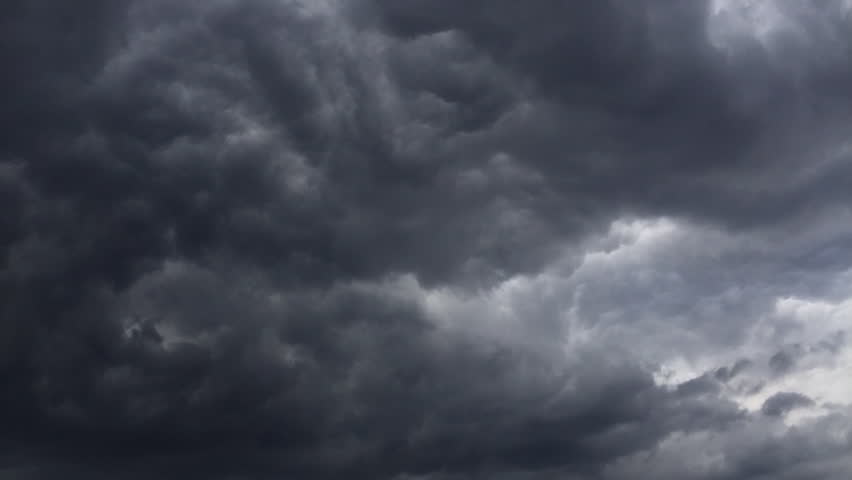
<box><xmin>2</xmin><ymin>1</ymin><xmax>852</xmax><ymax>478</ymax></box>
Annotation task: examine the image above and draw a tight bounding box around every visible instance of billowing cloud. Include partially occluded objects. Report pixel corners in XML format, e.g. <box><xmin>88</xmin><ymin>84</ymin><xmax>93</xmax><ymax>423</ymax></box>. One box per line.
<box><xmin>2</xmin><ymin>1</ymin><xmax>852</xmax><ymax>479</ymax></box>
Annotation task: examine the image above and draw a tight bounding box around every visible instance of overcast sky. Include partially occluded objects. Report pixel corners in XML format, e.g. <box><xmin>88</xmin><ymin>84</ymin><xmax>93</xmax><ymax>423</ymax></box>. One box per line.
<box><xmin>2</xmin><ymin>1</ymin><xmax>852</xmax><ymax>479</ymax></box>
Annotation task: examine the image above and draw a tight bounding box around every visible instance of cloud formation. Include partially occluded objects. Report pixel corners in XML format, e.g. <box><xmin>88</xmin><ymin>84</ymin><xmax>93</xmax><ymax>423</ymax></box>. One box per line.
<box><xmin>2</xmin><ymin>1</ymin><xmax>852</xmax><ymax>478</ymax></box>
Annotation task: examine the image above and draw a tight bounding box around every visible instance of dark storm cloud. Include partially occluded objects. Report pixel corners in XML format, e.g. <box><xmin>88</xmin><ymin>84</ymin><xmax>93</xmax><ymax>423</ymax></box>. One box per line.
<box><xmin>2</xmin><ymin>261</ymin><xmax>750</xmax><ymax>479</ymax></box>
<box><xmin>3</xmin><ymin>0</ymin><xmax>852</xmax><ymax>479</ymax></box>
<box><xmin>368</xmin><ymin>0</ymin><xmax>852</xmax><ymax>229</ymax></box>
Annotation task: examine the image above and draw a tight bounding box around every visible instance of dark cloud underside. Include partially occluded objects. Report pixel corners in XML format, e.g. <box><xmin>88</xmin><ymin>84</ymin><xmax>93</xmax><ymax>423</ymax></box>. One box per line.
<box><xmin>2</xmin><ymin>1</ymin><xmax>852</xmax><ymax>479</ymax></box>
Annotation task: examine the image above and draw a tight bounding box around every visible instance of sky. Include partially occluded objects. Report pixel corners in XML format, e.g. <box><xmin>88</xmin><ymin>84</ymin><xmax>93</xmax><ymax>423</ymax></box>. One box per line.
<box><xmin>2</xmin><ymin>1</ymin><xmax>852</xmax><ymax>478</ymax></box>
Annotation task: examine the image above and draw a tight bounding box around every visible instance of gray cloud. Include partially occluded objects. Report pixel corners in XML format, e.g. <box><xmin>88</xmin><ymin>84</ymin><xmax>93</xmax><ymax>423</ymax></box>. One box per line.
<box><xmin>2</xmin><ymin>0</ymin><xmax>852</xmax><ymax>478</ymax></box>
<box><xmin>761</xmin><ymin>391</ymin><xmax>815</xmax><ymax>417</ymax></box>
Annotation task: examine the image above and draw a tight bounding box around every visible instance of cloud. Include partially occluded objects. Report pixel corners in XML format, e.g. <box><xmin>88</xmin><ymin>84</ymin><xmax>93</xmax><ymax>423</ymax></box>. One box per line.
<box><xmin>2</xmin><ymin>0</ymin><xmax>852</xmax><ymax>478</ymax></box>
<box><xmin>761</xmin><ymin>391</ymin><xmax>815</xmax><ymax>417</ymax></box>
